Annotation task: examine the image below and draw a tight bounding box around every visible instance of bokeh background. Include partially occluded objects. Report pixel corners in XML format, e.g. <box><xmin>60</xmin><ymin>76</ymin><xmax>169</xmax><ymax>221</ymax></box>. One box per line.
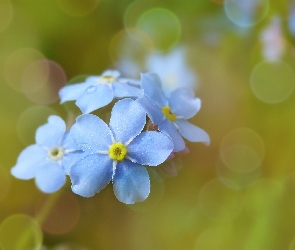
<box><xmin>1</xmin><ymin>0</ymin><xmax>295</xmax><ymax>249</ymax></box>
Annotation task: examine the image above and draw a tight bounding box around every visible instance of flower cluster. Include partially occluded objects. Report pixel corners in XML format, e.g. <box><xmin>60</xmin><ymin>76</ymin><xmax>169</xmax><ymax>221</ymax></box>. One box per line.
<box><xmin>11</xmin><ymin>70</ymin><xmax>209</xmax><ymax>204</ymax></box>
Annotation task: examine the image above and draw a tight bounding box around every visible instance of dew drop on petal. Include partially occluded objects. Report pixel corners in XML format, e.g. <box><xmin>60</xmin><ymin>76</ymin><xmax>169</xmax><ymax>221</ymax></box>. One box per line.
<box><xmin>86</xmin><ymin>85</ymin><xmax>96</xmax><ymax>94</ymax></box>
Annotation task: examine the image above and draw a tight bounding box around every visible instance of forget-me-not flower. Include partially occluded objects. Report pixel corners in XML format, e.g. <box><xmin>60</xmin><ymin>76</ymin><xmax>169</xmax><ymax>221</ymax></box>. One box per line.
<box><xmin>69</xmin><ymin>98</ymin><xmax>174</xmax><ymax>204</ymax></box>
<box><xmin>146</xmin><ymin>47</ymin><xmax>197</xmax><ymax>96</ymax></box>
<box><xmin>11</xmin><ymin>115</ymin><xmax>85</xmax><ymax>193</ymax></box>
<box><xmin>138</xmin><ymin>73</ymin><xmax>210</xmax><ymax>152</ymax></box>
<box><xmin>59</xmin><ymin>70</ymin><xmax>142</xmax><ymax>114</ymax></box>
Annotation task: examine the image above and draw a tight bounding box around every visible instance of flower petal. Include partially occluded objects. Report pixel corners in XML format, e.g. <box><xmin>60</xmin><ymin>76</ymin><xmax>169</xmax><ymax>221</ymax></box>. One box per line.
<box><xmin>35</xmin><ymin>162</ymin><xmax>66</xmax><ymax>193</ymax></box>
<box><xmin>113</xmin><ymin>82</ymin><xmax>143</xmax><ymax>98</ymax></box>
<box><xmin>59</xmin><ymin>82</ymin><xmax>91</xmax><ymax>104</ymax></box>
<box><xmin>137</xmin><ymin>95</ymin><xmax>164</xmax><ymax>125</ymax></box>
<box><xmin>70</xmin><ymin>154</ymin><xmax>113</xmax><ymax>197</ymax></box>
<box><xmin>176</xmin><ymin>119</ymin><xmax>210</xmax><ymax>145</ymax></box>
<box><xmin>35</xmin><ymin>115</ymin><xmax>66</xmax><ymax>147</ymax></box>
<box><xmin>169</xmin><ymin>88</ymin><xmax>201</xmax><ymax>119</ymax></box>
<box><xmin>159</xmin><ymin>120</ymin><xmax>185</xmax><ymax>152</ymax></box>
<box><xmin>140</xmin><ymin>73</ymin><xmax>167</xmax><ymax>106</ymax></box>
<box><xmin>109</xmin><ymin>99</ymin><xmax>146</xmax><ymax>144</ymax></box>
<box><xmin>127</xmin><ymin>131</ymin><xmax>173</xmax><ymax>166</ymax></box>
<box><xmin>70</xmin><ymin>114</ymin><xmax>112</xmax><ymax>153</ymax></box>
<box><xmin>76</xmin><ymin>84</ymin><xmax>113</xmax><ymax>114</ymax></box>
<box><xmin>62</xmin><ymin>151</ymin><xmax>86</xmax><ymax>174</ymax></box>
<box><xmin>102</xmin><ymin>69</ymin><xmax>121</xmax><ymax>78</ymax></box>
<box><xmin>11</xmin><ymin>145</ymin><xmax>47</xmax><ymax>179</ymax></box>
<box><xmin>113</xmin><ymin>160</ymin><xmax>150</xmax><ymax>204</ymax></box>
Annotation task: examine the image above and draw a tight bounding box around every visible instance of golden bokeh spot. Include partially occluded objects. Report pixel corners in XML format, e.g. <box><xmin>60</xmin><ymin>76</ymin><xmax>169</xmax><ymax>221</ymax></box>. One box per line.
<box><xmin>162</xmin><ymin>106</ymin><xmax>176</xmax><ymax>122</ymax></box>
<box><xmin>109</xmin><ymin>142</ymin><xmax>127</xmax><ymax>161</ymax></box>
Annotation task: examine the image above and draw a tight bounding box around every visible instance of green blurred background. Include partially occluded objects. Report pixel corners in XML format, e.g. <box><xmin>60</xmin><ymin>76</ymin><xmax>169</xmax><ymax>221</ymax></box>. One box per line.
<box><xmin>1</xmin><ymin>0</ymin><xmax>295</xmax><ymax>249</ymax></box>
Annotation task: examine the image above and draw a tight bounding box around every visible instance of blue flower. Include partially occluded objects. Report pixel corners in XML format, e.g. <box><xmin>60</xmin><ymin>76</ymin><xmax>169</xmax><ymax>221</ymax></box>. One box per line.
<box><xmin>146</xmin><ymin>47</ymin><xmax>197</xmax><ymax>96</ymax></box>
<box><xmin>11</xmin><ymin>116</ymin><xmax>85</xmax><ymax>193</ymax></box>
<box><xmin>69</xmin><ymin>98</ymin><xmax>174</xmax><ymax>204</ymax></box>
<box><xmin>59</xmin><ymin>70</ymin><xmax>142</xmax><ymax>114</ymax></box>
<box><xmin>138</xmin><ymin>73</ymin><xmax>210</xmax><ymax>152</ymax></box>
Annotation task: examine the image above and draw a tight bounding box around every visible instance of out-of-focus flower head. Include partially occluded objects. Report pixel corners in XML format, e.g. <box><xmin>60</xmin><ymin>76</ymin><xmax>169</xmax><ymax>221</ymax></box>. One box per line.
<box><xmin>146</xmin><ymin>47</ymin><xmax>198</xmax><ymax>97</ymax></box>
<box><xmin>59</xmin><ymin>70</ymin><xmax>142</xmax><ymax>114</ymax></box>
<box><xmin>11</xmin><ymin>116</ymin><xmax>85</xmax><ymax>193</ymax></box>
<box><xmin>261</xmin><ymin>16</ymin><xmax>285</xmax><ymax>61</ymax></box>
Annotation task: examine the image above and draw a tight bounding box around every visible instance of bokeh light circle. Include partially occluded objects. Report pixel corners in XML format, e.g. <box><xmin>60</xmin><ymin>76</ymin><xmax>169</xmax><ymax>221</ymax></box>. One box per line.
<box><xmin>35</xmin><ymin>191</ymin><xmax>80</xmax><ymax>235</ymax></box>
<box><xmin>4</xmin><ymin>48</ymin><xmax>45</xmax><ymax>92</ymax></box>
<box><xmin>250</xmin><ymin>60</ymin><xmax>295</xmax><ymax>104</ymax></box>
<box><xmin>216</xmin><ymin>157</ymin><xmax>260</xmax><ymax>190</ymax></box>
<box><xmin>198</xmin><ymin>178</ymin><xmax>243</xmax><ymax>222</ymax></box>
<box><xmin>136</xmin><ymin>8</ymin><xmax>181</xmax><ymax>51</ymax></box>
<box><xmin>109</xmin><ymin>29</ymin><xmax>154</xmax><ymax>75</ymax></box>
<box><xmin>224</xmin><ymin>0</ymin><xmax>269</xmax><ymax>27</ymax></box>
<box><xmin>220</xmin><ymin>128</ymin><xmax>265</xmax><ymax>173</ymax></box>
<box><xmin>0</xmin><ymin>0</ymin><xmax>13</xmax><ymax>34</ymax></box>
<box><xmin>22</xmin><ymin>59</ymin><xmax>67</xmax><ymax>104</ymax></box>
<box><xmin>0</xmin><ymin>214</ymin><xmax>43</xmax><ymax>250</ymax></box>
<box><xmin>17</xmin><ymin>105</ymin><xmax>58</xmax><ymax>145</ymax></box>
<box><xmin>56</xmin><ymin>0</ymin><xmax>100</xmax><ymax>17</ymax></box>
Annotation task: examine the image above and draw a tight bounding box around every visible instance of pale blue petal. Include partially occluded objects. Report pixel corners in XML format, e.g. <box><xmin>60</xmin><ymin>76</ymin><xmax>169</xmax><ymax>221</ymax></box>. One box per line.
<box><xmin>176</xmin><ymin>119</ymin><xmax>210</xmax><ymax>145</ymax></box>
<box><xmin>61</xmin><ymin>131</ymin><xmax>79</xmax><ymax>150</ymax></box>
<box><xmin>109</xmin><ymin>99</ymin><xmax>146</xmax><ymax>144</ymax></box>
<box><xmin>127</xmin><ymin>131</ymin><xmax>173</xmax><ymax>166</ymax></box>
<box><xmin>102</xmin><ymin>70</ymin><xmax>121</xmax><ymax>78</ymax></box>
<box><xmin>11</xmin><ymin>145</ymin><xmax>47</xmax><ymax>180</ymax></box>
<box><xmin>35</xmin><ymin>116</ymin><xmax>66</xmax><ymax>147</ymax></box>
<box><xmin>113</xmin><ymin>82</ymin><xmax>143</xmax><ymax>98</ymax></box>
<box><xmin>140</xmin><ymin>73</ymin><xmax>167</xmax><ymax>106</ymax></box>
<box><xmin>35</xmin><ymin>162</ymin><xmax>66</xmax><ymax>193</ymax></box>
<box><xmin>62</xmin><ymin>151</ymin><xmax>87</xmax><ymax>174</ymax></box>
<box><xmin>59</xmin><ymin>82</ymin><xmax>91</xmax><ymax>104</ymax></box>
<box><xmin>137</xmin><ymin>95</ymin><xmax>164</xmax><ymax>125</ymax></box>
<box><xmin>113</xmin><ymin>160</ymin><xmax>150</xmax><ymax>204</ymax></box>
<box><xmin>76</xmin><ymin>84</ymin><xmax>113</xmax><ymax>114</ymax></box>
<box><xmin>159</xmin><ymin>120</ymin><xmax>185</xmax><ymax>152</ymax></box>
<box><xmin>70</xmin><ymin>114</ymin><xmax>112</xmax><ymax>153</ymax></box>
<box><xmin>70</xmin><ymin>154</ymin><xmax>113</xmax><ymax>197</ymax></box>
<box><xmin>169</xmin><ymin>88</ymin><xmax>201</xmax><ymax>119</ymax></box>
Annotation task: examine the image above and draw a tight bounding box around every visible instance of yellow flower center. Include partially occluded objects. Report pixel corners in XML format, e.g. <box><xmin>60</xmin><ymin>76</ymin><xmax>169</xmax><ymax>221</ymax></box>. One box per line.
<box><xmin>162</xmin><ymin>106</ymin><xmax>177</xmax><ymax>122</ymax></box>
<box><xmin>109</xmin><ymin>142</ymin><xmax>127</xmax><ymax>161</ymax></box>
<box><xmin>99</xmin><ymin>75</ymin><xmax>116</xmax><ymax>84</ymax></box>
<box><xmin>48</xmin><ymin>147</ymin><xmax>65</xmax><ymax>161</ymax></box>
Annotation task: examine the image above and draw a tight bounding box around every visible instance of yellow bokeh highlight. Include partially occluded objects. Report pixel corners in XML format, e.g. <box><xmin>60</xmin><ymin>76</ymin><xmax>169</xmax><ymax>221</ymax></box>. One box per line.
<box><xmin>0</xmin><ymin>214</ymin><xmax>43</xmax><ymax>250</ymax></box>
<box><xmin>220</xmin><ymin>128</ymin><xmax>265</xmax><ymax>173</ymax></box>
<box><xmin>250</xmin><ymin>60</ymin><xmax>295</xmax><ymax>104</ymax></box>
<box><xmin>136</xmin><ymin>8</ymin><xmax>181</xmax><ymax>51</ymax></box>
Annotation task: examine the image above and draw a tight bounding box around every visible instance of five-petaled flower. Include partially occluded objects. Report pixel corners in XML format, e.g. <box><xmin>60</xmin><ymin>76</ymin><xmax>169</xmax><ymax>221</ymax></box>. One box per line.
<box><xmin>59</xmin><ymin>70</ymin><xmax>142</xmax><ymax>114</ymax></box>
<box><xmin>68</xmin><ymin>98</ymin><xmax>174</xmax><ymax>204</ymax></box>
<box><xmin>11</xmin><ymin>116</ymin><xmax>85</xmax><ymax>193</ymax></box>
<box><xmin>138</xmin><ymin>73</ymin><xmax>210</xmax><ymax>152</ymax></box>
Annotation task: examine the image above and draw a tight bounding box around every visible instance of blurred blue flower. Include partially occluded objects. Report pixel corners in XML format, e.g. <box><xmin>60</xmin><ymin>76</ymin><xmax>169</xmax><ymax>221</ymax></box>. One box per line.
<box><xmin>138</xmin><ymin>73</ymin><xmax>210</xmax><ymax>152</ymax></box>
<box><xmin>146</xmin><ymin>47</ymin><xmax>197</xmax><ymax>96</ymax></box>
<box><xmin>69</xmin><ymin>98</ymin><xmax>173</xmax><ymax>204</ymax></box>
<box><xmin>59</xmin><ymin>70</ymin><xmax>142</xmax><ymax>114</ymax></box>
<box><xmin>11</xmin><ymin>116</ymin><xmax>85</xmax><ymax>193</ymax></box>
